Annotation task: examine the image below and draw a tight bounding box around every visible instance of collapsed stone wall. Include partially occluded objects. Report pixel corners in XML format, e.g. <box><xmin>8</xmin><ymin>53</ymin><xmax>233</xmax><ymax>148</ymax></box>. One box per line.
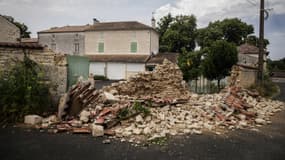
<box><xmin>0</xmin><ymin>47</ymin><xmax>67</xmax><ymax>106</ymax></box>
<box><xmin>103</xmin><ymin>59</ymin><xmax>190</xmax><ymax>100</ymax></box>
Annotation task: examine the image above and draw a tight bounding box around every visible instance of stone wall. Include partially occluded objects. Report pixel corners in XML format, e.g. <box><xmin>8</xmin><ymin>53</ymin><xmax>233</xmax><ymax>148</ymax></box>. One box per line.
<box><xmin>38</xmin><ymin>32</ymin><xmax>85</xmax><ymax>55</ymax></box>
<box><xmin>0</xmin><ymin>47</ymin><xmax>67</xmax><ymax>106</ymax></box>
<box><xmin>0</xmin><ymin>16</ymin><xmax>21</xmax><ymax>43</ymax></box>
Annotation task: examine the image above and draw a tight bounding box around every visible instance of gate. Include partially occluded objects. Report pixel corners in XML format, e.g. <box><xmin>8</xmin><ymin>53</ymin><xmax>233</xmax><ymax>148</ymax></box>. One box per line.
<box><xmin>67</xmin><ymin>55</ymin><xmax>89</xmax><ymax>88</ymax></box>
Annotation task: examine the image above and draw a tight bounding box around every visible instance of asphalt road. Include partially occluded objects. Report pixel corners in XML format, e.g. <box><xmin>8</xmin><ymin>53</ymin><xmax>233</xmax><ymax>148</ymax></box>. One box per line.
<box><xmin>1</xmin><ymin>83</ymin><xmax>285</xmax><ymax>160</ymax></box>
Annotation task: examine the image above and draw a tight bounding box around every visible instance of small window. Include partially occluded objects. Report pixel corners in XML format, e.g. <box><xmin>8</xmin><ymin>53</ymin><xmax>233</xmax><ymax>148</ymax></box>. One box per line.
<box><xmin>100</xmin><ymin>32</ymin><xmax>104</xmax><ymax>39</ymax></box>
<box><xmin>74</xmin><ymin>43</ymin><xmax>79</xmax><ymax>54</ymax></box>
<box><xmin>51</xmin><ymin>43</ymin><xmax>56</xmax><ymax>50</ymax></box>
<box><xmin>132</xmin><ymin>31</ymin><xmax>136</xmax><ymax>38</ymax></box>
<box><xmin>98</xmin><ymin>42</ymin><xmax>104</xmax><ymax>53</ymax></box>
<box><xmin>130</xmin><ymin>42</ymin><xmax>137</xmax><ymax>53</ymax></box>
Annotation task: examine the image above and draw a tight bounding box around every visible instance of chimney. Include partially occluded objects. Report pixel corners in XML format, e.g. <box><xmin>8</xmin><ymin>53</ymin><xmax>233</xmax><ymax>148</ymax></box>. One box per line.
<box><xmin>151</xmin><ymin>12</ymin><xmax>156</xmax><ymax>28</ymax></box>
<box><xmin>93</xmin><ymin>18</ymin><xmax>100</xmax><ymax>25</ymax></box>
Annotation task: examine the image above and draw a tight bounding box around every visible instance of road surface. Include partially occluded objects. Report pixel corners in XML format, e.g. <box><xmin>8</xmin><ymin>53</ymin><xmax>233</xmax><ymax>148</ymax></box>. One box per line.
<box><xmin>0</xmin><ymin>82</ymin><xmax>285</xmax><ymax>160</ymax></box>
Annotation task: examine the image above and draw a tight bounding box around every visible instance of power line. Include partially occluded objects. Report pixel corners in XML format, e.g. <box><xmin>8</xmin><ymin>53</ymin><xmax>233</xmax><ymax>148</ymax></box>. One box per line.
<box><xmin>246</xmin><ymin>0</ymin><xmax>258</xmax><ymax>6</ymax></box>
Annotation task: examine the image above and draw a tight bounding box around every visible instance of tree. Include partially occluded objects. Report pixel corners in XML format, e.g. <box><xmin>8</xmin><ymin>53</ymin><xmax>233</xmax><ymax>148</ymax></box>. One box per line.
<box><xmin>2</xmin><ymin>15</ymin><xmax>31</xmax><ymax>38</ymax></box>
<box><xmin>178</xmin><ymin>49</ymin><xmax>203</xmax><ymax>81</ymax></box>
<box><xmin>267</xmin><ymin>58</ymin><xmax>285</xmax><ymax>72</ymax></box>
<box><xmin>157</xmin><ymin>14</ymin><xmax>197</xmax><ymax>53</ymax></box>
<box><xmin>197</xmin><ymin>18</ymin><xmax>254</xmax><ymax>48</ymax></box>
<box><xmin>202</xmin><ymin>40</ymin><xmax>238</xmax><ymax>89</ymax></box>
<box><xmin>220</xmin><ymin>18</ymin><xmax>254</xmax><ymax>45</ymax></box>
<box><xmin>178</xmin><ymin>49</ymin><xmax>203</xmax><ymax>91</ymax></box>
<box><xmin>156</xmin><ymin>13</ymin><xmax>174</xmax><ymax>52</ymax></box>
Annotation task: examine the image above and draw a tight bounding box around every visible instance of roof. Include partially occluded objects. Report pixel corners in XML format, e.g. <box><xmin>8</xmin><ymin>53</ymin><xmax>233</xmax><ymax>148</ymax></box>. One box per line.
<box><xmin>238</xmin><ymin>43</ymin><xmax>259</xmax><ymax>55</ymax></box>
<box><xmin>86</xmin><ymin>21</ymin><xmax>155</xmax><ymax>32</ymax></box>
<box><xmin>0</xmin><ymin>15</ymin><xmax>20</xmax><ymax>31</ymax></box>
<box><xmin>88</xmin><ymin>54</ymin><xmax>150</xmax><ymax>63</ymax></box>
<box><xmin>38</xmin><ymin>21</ymin><xmax>157</xmax><ymax>33</ymax></box>
<box><xmin>38</xmin><ymin>25</ymin><xmax>90</xmax><ymax>33</ymax></box>
<box><xmin>0</xmin><ymin>42</ymin><xmax>43</xmax><ymax>49</ymax></box>
<box><xmin>237</xmin><ymin>63</ymin><xmax>258</xmax><ymax>70</ymax></box>
<box><xmin>21</xmin><ymin>38</ymin><xmax>38</xmax><ymax>43</ymax></box>
<box><xmin>146</xmin><ymin>52</ymin><xmax>179</xmax><ymax>65</ymax></box>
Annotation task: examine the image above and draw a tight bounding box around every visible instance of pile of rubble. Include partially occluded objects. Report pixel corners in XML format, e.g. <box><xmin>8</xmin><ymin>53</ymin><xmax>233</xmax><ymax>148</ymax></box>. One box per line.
<box><xmin>24</xmin><ymin>60</ymin><xmax>285</xmax><ymax>144</ymax></box>
<box><xmin>103</xmin><ymin>60</ymin><xmax>190</xmax><ymax>100</ymax></box>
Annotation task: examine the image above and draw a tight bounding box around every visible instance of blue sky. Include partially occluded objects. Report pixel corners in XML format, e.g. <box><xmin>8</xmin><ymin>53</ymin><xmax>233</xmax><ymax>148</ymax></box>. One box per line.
<box><xmin>0</xmin><ymin>0</ymin><xmax>284</xmax><ymax>60</ymax></box>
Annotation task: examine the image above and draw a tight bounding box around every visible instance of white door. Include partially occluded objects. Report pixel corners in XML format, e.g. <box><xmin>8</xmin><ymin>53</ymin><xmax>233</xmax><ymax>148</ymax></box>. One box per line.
<box><xmin>89</xmin><ymin>62</ymin><xmax>106</xmax><ymax>76</ymax></box>
<box><xmin>126</xmin><ymin>63</ymin><xmax>145</xmax><ymax>79</ymax></box>
<box><xmin>107</xmin><ymin>62</ymin><xmax>126</xmax><ymax>80</ymax></box>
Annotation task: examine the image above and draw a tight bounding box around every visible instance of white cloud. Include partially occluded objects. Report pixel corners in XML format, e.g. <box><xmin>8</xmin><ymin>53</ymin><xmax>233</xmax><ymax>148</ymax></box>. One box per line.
<box><xmin>155</xmin><ymin>0</ymin><xmax>285</xmax><ymax>27</ymax></box>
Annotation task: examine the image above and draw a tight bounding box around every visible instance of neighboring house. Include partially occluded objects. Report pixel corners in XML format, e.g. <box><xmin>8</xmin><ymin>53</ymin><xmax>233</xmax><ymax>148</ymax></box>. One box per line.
<box><xmin>38</xmin><ymin>19</ymin><xmax>159</xmax><ymax>80</ymax></box>
<box><xmin>0</xmin><ymin>15</ymin><xmax>20</xmax><ymax>43</ymax></box>
<box><xmin>21</xmin><ymin>38</ymin><xmax>38</xmax><ymax>45</ymax></box>
<box><xmin>146</xmin><ymin>52</ymin><xmax>179</xmax><ymax>71</ymax></box>
<box><xmin>38</xmin><ymin>25</ymin><xmax>89</xmax><ymax>55</ymax></box>
<box><xmin>85</xmin><ymin>21</ymin><xmax>159</xmax><ymax>80</ymax></box>
<box><xmin>88</xmin><ymin>54</ymin><xmax>149</xmax><ymax>80</ymax></box>
<box><xmin>236</xmin><ymin>43</ymin><xmax>269</xmax><ymax>88</ymax></box>
<box><xmin>237</xmin><ymin>43</ymin><xmax>268</xmax><ymax>70</ymax></box>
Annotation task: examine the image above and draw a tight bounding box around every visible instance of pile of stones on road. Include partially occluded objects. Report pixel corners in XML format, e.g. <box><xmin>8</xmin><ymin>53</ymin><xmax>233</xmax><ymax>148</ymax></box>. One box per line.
<box><xmin>25</xmin><ymin>60</ymin><xmax>285</xmax><ymax>144</ymax></box>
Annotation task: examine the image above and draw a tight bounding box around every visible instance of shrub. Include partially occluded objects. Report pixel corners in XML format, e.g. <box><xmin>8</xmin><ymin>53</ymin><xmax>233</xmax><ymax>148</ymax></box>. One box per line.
<box><xmin>248</xmin><ymin>76</ymin><xmax>279</xmax><ymax>98</ymax></box>
<box><xmin>0</xmin><ymin>54</ymin><xmax>52</xmax><ymax>124</ymax></box>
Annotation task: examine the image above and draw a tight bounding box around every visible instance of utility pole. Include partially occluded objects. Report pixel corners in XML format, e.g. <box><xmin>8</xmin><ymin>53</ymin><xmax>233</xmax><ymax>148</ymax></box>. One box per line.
<box><xmin>258</xmin><ymin>0</ymin><xmax>265</xmax><ymax>84</ymax></box>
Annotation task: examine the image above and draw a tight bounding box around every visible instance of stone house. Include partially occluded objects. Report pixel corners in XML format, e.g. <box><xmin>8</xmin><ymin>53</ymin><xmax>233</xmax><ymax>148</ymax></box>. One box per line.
<box><xmin>38</xmin><ymin>19</ymin><xmax>159</xmax><ymax>80</ymax></box>
<box><xmin>0</xmin><ymin>15</ymin><xmax>21</xmax><ymax>43</ymax></box>
<box><xmin>38</xmin><ymin>25</ymin><xmax>88</xmax><ymax>55</ymax></box>
<box><xmin>237</xmin><ymin>43</ymin><xmax>268</xmax><ymax>70</ymax></box>
<box><xmin>236</xmin><ymin>43</ymin><xmax>269</xmax><ymax>88</ymax></box>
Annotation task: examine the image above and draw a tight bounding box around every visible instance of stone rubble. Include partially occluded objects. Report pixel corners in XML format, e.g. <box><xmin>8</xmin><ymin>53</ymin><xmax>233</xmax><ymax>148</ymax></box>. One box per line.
<box><xmin>30</xmin><ymin>60</ymin><xmax>285</xmax><ymax>144</ymax></box>
<box><xmin>24</xmin><ymin>115</ymin><xmax>43</xmax><ymax>125</ymax></box>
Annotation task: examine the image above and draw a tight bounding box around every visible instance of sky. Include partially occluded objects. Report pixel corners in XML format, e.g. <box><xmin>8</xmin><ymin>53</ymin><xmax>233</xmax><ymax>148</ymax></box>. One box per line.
<box><xmin>0</xmin><ymin>0</ymin><xmax>284</xmax><ymax>60</ymax></box>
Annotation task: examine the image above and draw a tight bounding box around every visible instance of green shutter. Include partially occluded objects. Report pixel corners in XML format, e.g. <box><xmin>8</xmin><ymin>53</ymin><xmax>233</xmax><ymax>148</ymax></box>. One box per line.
<box><xmin>98</xmin><ymin>42</ymin><xmax>104</xmax><ymax>53</ymax></box>
<box><xmin>130</xmin><ymin>42</ymin><xmax>137</xmax><ymax>53</ymax></box>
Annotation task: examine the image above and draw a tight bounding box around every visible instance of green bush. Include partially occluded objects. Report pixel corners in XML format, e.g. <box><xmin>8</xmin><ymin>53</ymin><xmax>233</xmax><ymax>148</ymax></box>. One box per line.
<box><xmin>93</xmin><ymin>75</ymin><xmax>108</xmax><ymax>80</ymax></box>
<box><xmin>0</xmin><ymin>54</ymin><xmax>52</xmax><ymax>124</ymax></box>
<box><xmin>248</xmin><ymin>77</ymin><xmax>279</xmax><ymax>98</ymax></box>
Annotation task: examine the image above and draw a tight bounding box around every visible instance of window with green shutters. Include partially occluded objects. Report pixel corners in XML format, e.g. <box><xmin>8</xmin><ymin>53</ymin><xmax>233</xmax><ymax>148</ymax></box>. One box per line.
<box><xmin>130</xmin><ymin>42</ymin><xmax>137</xmax><ymax>53</ymax></box>
<box><xmin>98</xmin><ymin>42</ymin><xmax>104</xmax><ymax>53</ymax></box>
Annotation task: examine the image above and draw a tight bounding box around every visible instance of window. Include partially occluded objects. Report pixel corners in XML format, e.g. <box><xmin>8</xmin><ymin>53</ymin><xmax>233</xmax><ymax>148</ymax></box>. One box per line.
<box><xmin>51</xmin><ymin>43</ymin><xmax>56</xmax><ymax>51</ymax></box>
<box><xmin>98</xmin><ymin>42</ymin><xmax>104</xmax><ymax>53</ymax></box>
<box><xmin>130</xmin><ymin>42</ymin><xmax>137</xmax><ymax>53</ymax></box>
<box><xmin>74</xmin><ymin>43</ymin><xmax>79</xmax><ymax>55</ymax></box>
<box><xmin>100</xmin><ymin>32</ymin><xmax>104</xmax><ymax>39</ymax></box>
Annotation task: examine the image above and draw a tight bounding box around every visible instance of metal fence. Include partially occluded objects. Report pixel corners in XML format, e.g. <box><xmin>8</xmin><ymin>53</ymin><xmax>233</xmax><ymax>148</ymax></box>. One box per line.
<box><xmin>188</xmin><ymin>75</ymin><xmax>228</xmax><ymax>94</ymax></box>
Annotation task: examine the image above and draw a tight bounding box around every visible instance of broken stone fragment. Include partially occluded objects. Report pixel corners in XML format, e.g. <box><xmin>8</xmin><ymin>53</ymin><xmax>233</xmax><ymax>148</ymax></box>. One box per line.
<box><xmin>70</xmin><ymin>120</ymin><xmax>83</xmax><ymax>127</ymax></box>
<box><xmin>91</xmin><ymin>124</ymin><xmax>104</xmax><ymax>137</ymax></box>
<box><xmin>132</xmin><ymin>128</ymin><xmax>142</xmax><ymax>135</ymax></box>
<box><xmin>135</xmin><ymin>115</ymin><xmax>144</xmax><ymax>123</ymax></box>
<box><xmin>79</xmin><ymin>110</ymin><xmax>91</xmax><ymax>123</ymax></box>
<box><xmin>102</xmin><ymin>139</ymin><xmax>111</xmax><ymax>144</ymax></box>
<box><xmin>42</xmin><ymin>115</ymin><xmax>58</xmax><ymax>124</ymax></box>
<box><xmin>72</xmin><ymin>128</ymin><xmax>91</xmax><ymax>134</ymax></box>
<box><xmin>103</xmin><ymin>92</ymin><xmax>119</xmax><ymax>102</ymax></box>
<box><xmin>24</xmin><ymin>115</ymin><xmax>43</xmax><ymax>125</ymax></box>
<box><xmin>255</xmin><ymin>118</ymin><xmax>266</xmax><ymax>125</ymax></box>
<box><xmin>143</xmin><ymin>127</ymin><xmax>152</xmax><ymax>134</ymax></box>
